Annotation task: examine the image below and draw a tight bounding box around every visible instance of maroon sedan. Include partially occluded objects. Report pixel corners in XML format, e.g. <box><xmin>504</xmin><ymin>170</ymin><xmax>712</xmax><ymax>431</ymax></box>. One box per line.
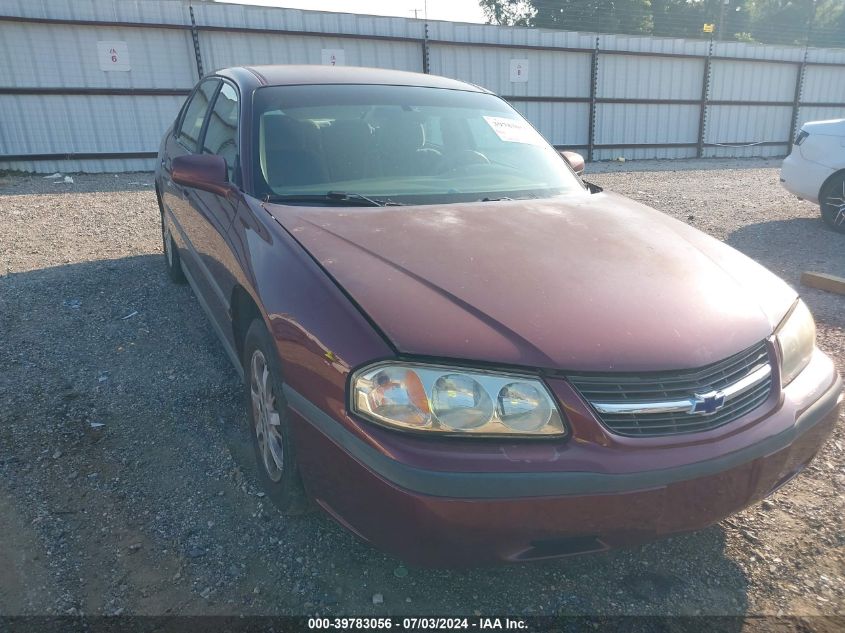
<box><xmin>156</xmin><ymin>65</ymin><xmax>843</xmax><ymax>566</ymax></box>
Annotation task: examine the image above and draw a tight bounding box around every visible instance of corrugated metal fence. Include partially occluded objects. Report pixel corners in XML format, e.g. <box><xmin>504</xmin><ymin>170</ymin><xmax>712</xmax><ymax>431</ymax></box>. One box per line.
<box><xmin>2</xmin><ymin>0</ymin><xmax>845</xmax><ymax>173</ymax></box>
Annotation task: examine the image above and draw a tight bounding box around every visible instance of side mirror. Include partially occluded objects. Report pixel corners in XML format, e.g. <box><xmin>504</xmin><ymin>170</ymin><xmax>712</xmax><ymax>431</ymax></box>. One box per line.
<box><xmin>171</xmin><ymin>154</ymin><xmax>232</xmax><ymax>196</ymax></box>
<box><xmin>559</xmin><ymin>150</ymin><xmax>585</xmax><ymax>176</ymax></box>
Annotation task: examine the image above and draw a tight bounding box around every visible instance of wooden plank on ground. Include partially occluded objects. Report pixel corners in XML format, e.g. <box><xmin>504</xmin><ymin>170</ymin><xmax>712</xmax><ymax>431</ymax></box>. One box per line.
<box><xmin>801</xmin><ymin>271</ymin><xmax>845</xmax><ymax>296</ymax></box>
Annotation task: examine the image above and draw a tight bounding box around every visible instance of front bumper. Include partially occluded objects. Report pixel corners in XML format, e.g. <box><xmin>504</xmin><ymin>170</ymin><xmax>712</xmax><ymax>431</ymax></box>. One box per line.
<box><xmin>288</xmin><ymin>352</ymin><xmax>842</xmax><ymax>567</ymax></box>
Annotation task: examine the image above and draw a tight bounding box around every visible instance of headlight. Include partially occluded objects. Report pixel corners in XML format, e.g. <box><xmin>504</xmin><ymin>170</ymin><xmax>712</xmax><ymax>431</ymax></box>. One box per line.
<box><xmin>775</xmin><ymin>299</ymin><xmax>816</xmax><ymax>386</ymax></box>
<box><xmin>351</xmin><ymin>363</ymin><xmax>566</xmax><ymax>437</ymax></box>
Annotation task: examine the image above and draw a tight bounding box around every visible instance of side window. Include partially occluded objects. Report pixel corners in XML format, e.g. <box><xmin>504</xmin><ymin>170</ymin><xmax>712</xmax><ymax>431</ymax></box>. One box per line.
<box><xmin>177</xmin><ymin>80</ymin><xmax>219</xmax><ymax>152</ymax></box>
<box><xmin>202</xmin><ymin>82</ymin><xmax>239</xmax><ymax>182</ymax></box>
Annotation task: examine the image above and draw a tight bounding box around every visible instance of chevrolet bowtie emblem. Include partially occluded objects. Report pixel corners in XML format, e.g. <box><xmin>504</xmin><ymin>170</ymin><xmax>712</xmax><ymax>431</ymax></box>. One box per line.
<box><xmin>690</xmin><ymin>390</ymin><xmax>727</xmax><ymax>415</ymax></box>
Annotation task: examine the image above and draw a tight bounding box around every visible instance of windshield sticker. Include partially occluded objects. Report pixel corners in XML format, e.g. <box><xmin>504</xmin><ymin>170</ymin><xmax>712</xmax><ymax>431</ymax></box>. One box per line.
<box><xmin>483</xmin><ymin>116</ymin><xmax>545</xmax><ymax>145</ymax></box>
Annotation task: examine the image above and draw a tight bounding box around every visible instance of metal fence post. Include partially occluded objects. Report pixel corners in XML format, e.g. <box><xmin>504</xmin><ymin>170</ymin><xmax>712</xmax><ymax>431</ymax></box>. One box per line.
<box><xmin>696</xmin><ymin>40</ymin><xmax>713</xmax><ymax>158</ymax></box>
<box><xmin>587</xmin><ymin>37</ymin><xmax>599</xmax><ymax>163</ymax></box>
<box><xmin>789</xmin><ymin>60</ymin><xmax>806</xmax><ymax>148</ymax></box>
<box><xmin>789</xmin><ymin>40</ymin><xmax>810</xmax><ymax>148</ymax></box>
<box><xmin>189</xmin><ymin>4</ymin><xmax>204</xmax><ymax>79</ymax></box>
<box><xmin>789</xmin><ymin>1</ymin><xmax>816</xmax><ymax>148</ymax></box>
<box><xmin>422</xmin><ymin>22</ymin><xmax>430</xmax><ymax>74</ymax></box>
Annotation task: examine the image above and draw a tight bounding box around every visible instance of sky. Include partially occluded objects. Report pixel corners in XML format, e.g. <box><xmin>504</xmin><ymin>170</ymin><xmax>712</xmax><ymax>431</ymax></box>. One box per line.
<box><xmin>212</xmin><ymin>0</ymin><xmax>487</xmax><ymax>24</ymax></box>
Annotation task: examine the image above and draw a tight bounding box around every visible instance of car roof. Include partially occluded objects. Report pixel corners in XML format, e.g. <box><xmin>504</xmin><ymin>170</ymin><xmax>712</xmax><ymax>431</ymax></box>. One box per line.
<box><xmin>217</xmin><ymin>65</ymin><xmax>489</xmax><ymax>93</ymax></box>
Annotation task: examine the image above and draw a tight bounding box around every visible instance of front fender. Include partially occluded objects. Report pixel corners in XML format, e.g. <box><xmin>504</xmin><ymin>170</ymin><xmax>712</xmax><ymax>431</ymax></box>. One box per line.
<box><xmin>229</xmin><ymin>196</ymin><xmax>394</xmax><ymax>425</ymax></box>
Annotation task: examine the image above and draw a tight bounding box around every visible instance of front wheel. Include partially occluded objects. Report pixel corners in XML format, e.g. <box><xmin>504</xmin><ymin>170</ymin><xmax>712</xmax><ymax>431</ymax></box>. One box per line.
<box><xmin>243</xmin><ymin>320</ymin><xmax>309</xmax><ymax>515</ymax></box>
<box><xmin>819</xmin><ymin>174</ymin><xmax>845</xmax><ymax>233</ymax></box>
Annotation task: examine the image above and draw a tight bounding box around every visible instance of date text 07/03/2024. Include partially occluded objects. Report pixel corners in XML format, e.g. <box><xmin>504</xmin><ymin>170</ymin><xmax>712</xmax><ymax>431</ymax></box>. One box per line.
<box><xmin>307</xmin><ymin>617</ymin><xmax>528</xmax><ymax>630</ymax></box>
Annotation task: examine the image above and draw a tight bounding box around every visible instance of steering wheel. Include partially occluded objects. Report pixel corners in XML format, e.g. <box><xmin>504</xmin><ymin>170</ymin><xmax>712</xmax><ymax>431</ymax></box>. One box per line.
<box><xmin>438</xmin><ymin>150</ymin><xmax>491</xmax><ymax>174</ymax></box>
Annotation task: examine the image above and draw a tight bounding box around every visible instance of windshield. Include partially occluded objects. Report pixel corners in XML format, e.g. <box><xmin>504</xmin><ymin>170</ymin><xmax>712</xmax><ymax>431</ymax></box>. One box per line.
<box><xmin>252</xmin><ymin>84</ymin><xmax>585</xmax><ymax>205</ymax></box>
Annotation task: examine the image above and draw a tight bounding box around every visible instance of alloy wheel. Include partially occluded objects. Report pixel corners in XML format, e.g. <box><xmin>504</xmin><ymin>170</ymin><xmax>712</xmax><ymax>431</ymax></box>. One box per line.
<box><xmin>249</xmin><ymin>349</ymin><xmax>285</xmax><ymax>482</ymax></box>
<box><xmin>823</xmin><ymin>179</ymin><xmax>845</xmax><ymax>229</ymax></box>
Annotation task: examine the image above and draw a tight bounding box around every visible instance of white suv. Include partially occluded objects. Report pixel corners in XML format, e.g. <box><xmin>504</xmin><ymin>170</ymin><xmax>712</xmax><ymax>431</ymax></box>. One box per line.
<box><xmin>780</xmin><ymin>118</ymin><xmax>845</xmax><ymax>233</ymax></box>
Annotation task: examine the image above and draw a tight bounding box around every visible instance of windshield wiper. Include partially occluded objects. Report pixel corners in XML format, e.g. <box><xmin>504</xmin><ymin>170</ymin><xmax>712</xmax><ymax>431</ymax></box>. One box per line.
<box><xmin>327</xmin><ymin>191</ymin><xmax>405</xmax><ymax>206</ymax></box>
<box><xmin>479</xmin><ymin>194</ymin><xmax>539</xmax><ymax>202</ymax></box>
<box><xmin>263</xmin><ymin>191</ymin><xmax>404</xmax><ymax>207</ymax></box>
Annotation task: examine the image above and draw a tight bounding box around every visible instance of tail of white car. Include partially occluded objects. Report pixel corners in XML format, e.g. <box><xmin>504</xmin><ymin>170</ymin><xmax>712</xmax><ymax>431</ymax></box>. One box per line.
<box><xmin>780</xmin><ymin>118</ymin><xmax>845</xmax><ymax>233</ymax></box>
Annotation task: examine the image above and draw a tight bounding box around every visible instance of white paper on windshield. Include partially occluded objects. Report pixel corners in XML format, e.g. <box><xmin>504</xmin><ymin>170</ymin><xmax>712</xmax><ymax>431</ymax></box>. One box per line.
<box><xmin>483</xmin><ymin>116</ymin><xmax>545</xmax><ymax>145</ymax></box>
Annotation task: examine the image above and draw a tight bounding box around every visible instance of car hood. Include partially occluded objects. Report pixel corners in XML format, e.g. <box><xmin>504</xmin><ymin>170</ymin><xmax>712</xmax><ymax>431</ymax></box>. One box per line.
<box><xmin>267</xmin><ymin>192</ymin><xmax>796</xmax><ymax>372</ymax></box>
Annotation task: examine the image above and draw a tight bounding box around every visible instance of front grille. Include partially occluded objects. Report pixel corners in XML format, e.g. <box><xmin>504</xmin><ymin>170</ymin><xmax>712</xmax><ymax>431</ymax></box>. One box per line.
<box><xmin>568</xmin><ymin>341</ymin><xmax>774</xmax><ymax>437</ymax></box>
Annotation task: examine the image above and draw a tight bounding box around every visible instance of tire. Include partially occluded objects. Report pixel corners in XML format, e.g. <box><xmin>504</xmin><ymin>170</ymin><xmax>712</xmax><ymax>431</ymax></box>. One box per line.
<box><xmin>242</xmin><ymin>319</ymin><xmax>309</xmax><ymax>515</ymax></box>
<box><xmin>157</xmin><ymin>188</ymin><xmax>187</xmax><ymax>284</ymax></box>
<box><xmin>819</xmin><ymin>173</ymin><xmax>845</xmax><ymax>234</ymax></box>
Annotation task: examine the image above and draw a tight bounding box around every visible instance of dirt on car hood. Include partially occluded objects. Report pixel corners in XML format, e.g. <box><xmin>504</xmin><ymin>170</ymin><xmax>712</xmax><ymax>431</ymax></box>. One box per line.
<box><xmin>268</xmin><ymin>191</ymin><xmax>796</xmax><ymax>372</ymax></box>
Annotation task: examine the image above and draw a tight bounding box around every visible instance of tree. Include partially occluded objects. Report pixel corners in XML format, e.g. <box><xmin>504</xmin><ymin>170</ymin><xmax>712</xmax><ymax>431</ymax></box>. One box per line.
<box><xmin>747</xmin><ymin>0</ymin><xmax>817</xmax><ymax>45</ymax></box>
<box><xmin>479</xmin><ymin>0</ymin><xmax>845</xmax><ymax>46</ymax></box>
<box><xmin>479</xmin><ymin>0</ymin><xmax>535</xmax><ymax>26</ymax></box>
<box><xmin>531</xmin><ymin>0</ymin><xmax>652</xmax><ymax>34</ymax></box>
<box><xmin>481</xmin><ymin>0</ymin><xmax>652</xmax><ymax>34</ymax></box>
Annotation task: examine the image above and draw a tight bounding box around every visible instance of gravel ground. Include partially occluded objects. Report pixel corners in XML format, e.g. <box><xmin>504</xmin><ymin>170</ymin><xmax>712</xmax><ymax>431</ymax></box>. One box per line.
<box><xmin>0</xmin><ymin>159</ymin><xmax>842</xmax><ymax>619</ymax></box>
